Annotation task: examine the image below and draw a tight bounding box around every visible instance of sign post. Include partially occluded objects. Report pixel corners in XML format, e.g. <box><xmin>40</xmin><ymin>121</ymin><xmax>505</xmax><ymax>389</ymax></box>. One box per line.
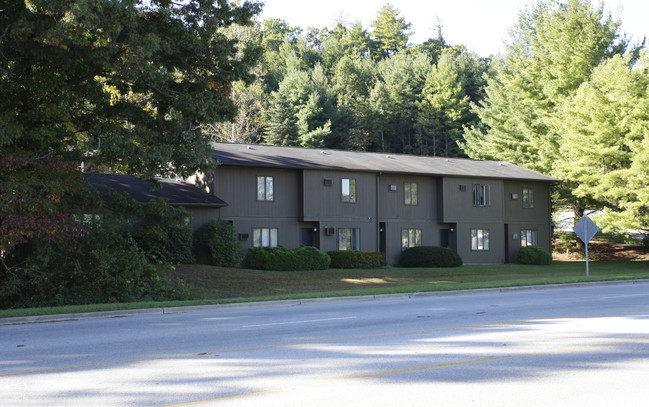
<box><xmin>573</xmin><ymin>215</ymin><xmax>599</xmax><ymax>278</ymax></box>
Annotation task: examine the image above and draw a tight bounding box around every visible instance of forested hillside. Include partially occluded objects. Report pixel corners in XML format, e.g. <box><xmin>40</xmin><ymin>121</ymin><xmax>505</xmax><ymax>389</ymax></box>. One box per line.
<box><xmin>205</xmin><ymin>3</ymin><xmax>488</xmax><ymax>157</ymax></box>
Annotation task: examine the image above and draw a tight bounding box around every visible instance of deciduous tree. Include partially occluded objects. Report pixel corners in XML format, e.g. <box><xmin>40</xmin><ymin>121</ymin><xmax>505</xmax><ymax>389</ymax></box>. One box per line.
<box><xmin>0</xmin><ymin>0</ymin><xmax>262</xmax><ymax>252</ymax></box>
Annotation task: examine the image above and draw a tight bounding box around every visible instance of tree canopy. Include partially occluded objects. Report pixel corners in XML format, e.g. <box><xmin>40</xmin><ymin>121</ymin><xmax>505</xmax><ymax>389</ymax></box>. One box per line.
<box><xmin>0</xmin><ymin>0</ymin><xmax>262</xmax><ymax>249</ymax></box>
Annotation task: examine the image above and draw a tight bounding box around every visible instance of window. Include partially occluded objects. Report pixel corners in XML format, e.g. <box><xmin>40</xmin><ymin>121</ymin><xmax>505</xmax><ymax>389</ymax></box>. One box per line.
<box><xmin>401</xmin><ymin>228</ymin><xmax>422</xmax><ymax>249</ymax></box>
<box><xmin>471</xmin><ymin>229</ymin><xmax>490</xmax><ymax>251</ymax></box>
<box><xmin>257</xmin><ymin>176</ymin><xmax>274</xmax><ymax>201</ymax></box>
<box><xmin>341</xmin><ymin>178</ymin><xmax>356</xmax><ymax>203</ymax></box>
<box><xmin>253</xmin><ymin>228</ymin><xmax>278</xmax><ymax>247</ymax></box>
<box><xmin>473</xmin><ymin>184</ymin><xmax>491</xmax><ymax>206</ymax></box>
<box><xmin>521</xmin><ymin>230</ymin><xmax>538</xmax><ymax>247</ymax></box>
<box><xmin>404</xmin><ymin>182</ymin><xmax>418</xmax><ymax>205</ymax></box>
<box><xmin>338</xmin><ymin>228</ymin><xmax>360</xmax><ymax>250</ymax></box>
<box><xmin>523</xmin><ymin>188</ymin><xmax>534</xmax><ymax>208</ymax></box>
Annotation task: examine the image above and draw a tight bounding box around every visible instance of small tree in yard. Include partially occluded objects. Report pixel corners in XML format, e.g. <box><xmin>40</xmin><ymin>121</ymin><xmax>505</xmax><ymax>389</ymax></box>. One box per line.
<box><xmin>193</xmin><ymin>220</ymin><xmax>244</xmax><ymax>267</ymax></box>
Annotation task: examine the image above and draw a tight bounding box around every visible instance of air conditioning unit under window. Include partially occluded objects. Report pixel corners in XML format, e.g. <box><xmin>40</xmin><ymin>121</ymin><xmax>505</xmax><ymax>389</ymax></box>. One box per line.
<box><xmin>238</xmin><ymin>233</ymin><xmax>249</xmax><ymax>241</ymax></box>
<box><xmin>324</xmin><ymin>227</ymin><xmax>335</xmax><ymax>236</ymax></box>
<box><xmin>323</xmin><ymin>178</ymin><xmax>333</xmax><ymax>186</ymax></box>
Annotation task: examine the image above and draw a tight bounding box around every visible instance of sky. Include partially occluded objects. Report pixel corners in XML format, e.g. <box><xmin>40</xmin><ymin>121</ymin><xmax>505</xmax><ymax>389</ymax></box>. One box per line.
<box><xmin>260</xmin><ymin>0</ymin><xmax>648</xmax><ymax>57</ymax></box>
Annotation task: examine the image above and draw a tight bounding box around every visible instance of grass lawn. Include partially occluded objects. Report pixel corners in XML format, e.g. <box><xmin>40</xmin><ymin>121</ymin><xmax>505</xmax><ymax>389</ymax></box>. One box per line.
<box><xmin>165</xmin><ymin>260</ymin><xmax>649</xmax><ymax>301</ymax></box>
<box><xmin>2</xmin><ymin>260</ymin><xmax>648</xmax><ymax>319</ymax></box>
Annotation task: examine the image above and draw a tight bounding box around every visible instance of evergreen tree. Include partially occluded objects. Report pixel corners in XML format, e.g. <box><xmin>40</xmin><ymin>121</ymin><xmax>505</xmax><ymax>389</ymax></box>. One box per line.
<box><xmin>371</xmin><ymin>3</ymin><xmax>412</xmax><ymax>57</ymax></box>
<box><xmin>331</xmin><ymin>54</ymin><xmax>378</xmax><ymax>150</ymax></box>
<box><xmin>462</xmin><ymin>0</ymin><xmax>625</xmax><ymax>174</ymax></box>
<box><xmin>557</xmin><ymin>53</ymin><xmax>649</xmax><ymax>232</ymax></box>
<box><xmin>416</xmin><ymin>51</ymin><xmax>470</xmax><ymax>156</ymax></box>
<box><xmin>369</xmin><ymin>51</ymin><xmax>432</xmax><ymax>152</ymax></box>
<box><xmin>265</xmin><ymin>65</ymin><xmax>348</xmax><ymax>148</ymax></box>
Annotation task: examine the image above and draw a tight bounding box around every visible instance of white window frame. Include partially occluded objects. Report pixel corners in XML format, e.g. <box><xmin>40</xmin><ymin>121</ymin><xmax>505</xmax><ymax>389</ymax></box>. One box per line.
<box><xmin>473</xmin><ymin>184</ymin><xmax>491</xmax><ymax>207</ymax></box>
<box><xmin>341</xmin><ymin>178</ymin><xmax>357</xmax><ymax>203</ymax></box>
<box><xmin>401</xmin><ymin>228</ymin><xmax>422</xmax><ymax>249</ymax></box>
<box><xmin>338</xmin><ymin>228</ymin><xmax>360</xmax><ymax>250</ymax></box>
<box><xmin>471</xmin><ymin>228</ymin><xmax>490</xmax><ymax>251</ymax></box>
<box><xmin>257</xmin><ymin>176</ymin><xmax>274</xmax><ymax>201</ymax></box>
<box><xmin>521</xmin><ymin>229</ymin><xmax>538</xmax><ymax>247</ymax></box>
<box><xmin>404</xmin><ymin>182</ymin><xmax>418</xmax><ymax>205</ymax></box>
<box><xmin>253</xmin><ymin>227</ymin><xmax>278</xmax><ymax>247</ymax></box>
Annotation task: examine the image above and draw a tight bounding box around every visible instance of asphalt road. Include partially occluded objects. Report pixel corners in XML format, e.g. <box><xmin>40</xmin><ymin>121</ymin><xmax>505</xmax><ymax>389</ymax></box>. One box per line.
<box><xmin>2</xmin><ymin>281</ymin><xmax>649</xmax><ymax>406</ymax></box>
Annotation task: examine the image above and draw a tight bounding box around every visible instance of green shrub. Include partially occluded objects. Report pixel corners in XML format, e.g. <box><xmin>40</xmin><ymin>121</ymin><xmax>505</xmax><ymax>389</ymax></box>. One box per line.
<box><xmin>517</xmin><ymin>245</ymin><xmax>552</xmax><ymax>265</ymax></box>
<box><xmin>131</xmin><ymin>199</ymin><xmax>194</xmax><ymax>264</ymax></box>
<box><xmin>0</xmin><ymin>218</ymin><xmax>190</xmax><ymax>308</ymax></box>
<box><xmin>398</xmin><ymin>246</ymin><xmax>463</xmax><ymax>268</ymax></box>
<box><xmin>248</xmin><ymin>245</ymin><xmax>330</xmax><ymax>271</ymax></box>
<box><xmin>293</xmin><ymin>245</ymin><xmax>332</xmax><ymax>270</ymax></box>
<box><xmin>328</xmin><ymin>251</ymin><xmax>387</xmax><ymax>269</ymax></box>
<box><xmin>193</xmin><ymin>219</ymin><xmax>244</xmax><ymax>267</ymax></box>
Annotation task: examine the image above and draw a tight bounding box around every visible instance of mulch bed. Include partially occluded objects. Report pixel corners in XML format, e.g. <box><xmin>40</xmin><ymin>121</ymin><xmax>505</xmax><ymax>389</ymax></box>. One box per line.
<box><xmin>553</xmin><ymin>242</ymin><xmax>649</xmax><ymax>262</ymax></box>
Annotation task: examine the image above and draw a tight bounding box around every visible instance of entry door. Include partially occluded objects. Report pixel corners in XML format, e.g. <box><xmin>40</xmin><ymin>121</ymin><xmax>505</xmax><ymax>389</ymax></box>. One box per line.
<box><xmin>301</xmin><ymin>228</ymin><xmax>315</xmax><ymax>247</ymax></box>
<box><xmin>440</xmin><ymin>229</ymin><xmax>450</xmax><ymax>248</ymax></box>
<box><xmin>379</xmin><ymin>222</ymin><xmax>386</xmax><ymax>254</ymax></box>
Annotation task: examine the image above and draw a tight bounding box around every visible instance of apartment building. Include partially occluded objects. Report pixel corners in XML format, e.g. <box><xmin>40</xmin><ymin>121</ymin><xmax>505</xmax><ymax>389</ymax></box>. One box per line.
<box><xmin>197</xmin><ymin>142</ymin><xmax>558</xmax><ymax>265</ymax></box>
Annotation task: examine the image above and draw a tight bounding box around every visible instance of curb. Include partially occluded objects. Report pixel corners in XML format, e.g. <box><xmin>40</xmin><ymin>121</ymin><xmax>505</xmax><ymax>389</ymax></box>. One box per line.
<box><xmin>2</xmin><ymin>279</ymin><xmax>648</xmax><ymax>326</ymax></box>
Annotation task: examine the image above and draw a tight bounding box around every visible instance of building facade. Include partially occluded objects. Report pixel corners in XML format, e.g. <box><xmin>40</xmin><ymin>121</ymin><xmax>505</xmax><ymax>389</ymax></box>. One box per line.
<box><xmin>199</xmin><ymin>143</ymin><xmax>557</xmax><ymax>265</ymax></box>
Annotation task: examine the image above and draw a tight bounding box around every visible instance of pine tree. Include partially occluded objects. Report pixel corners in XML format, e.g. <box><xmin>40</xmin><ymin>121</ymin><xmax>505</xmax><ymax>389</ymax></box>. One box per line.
<box><xmin>371</xmin><ymin>3</ymin><xmax>412</xmax><ymax>57</ymax></box>
<box><xmin>462</xmin><ymin>0</ymin><xmax>624</xmax><ymax>174</ymax></box>
<box><xmin>417</xmin><ymin>51</ymin><xmax>470</xmax><ymax>156</ymax></box>
<box><xmin>557</xmin><ymin>53</ymin><xmax>649</xmax><ymax>232</ymax></box>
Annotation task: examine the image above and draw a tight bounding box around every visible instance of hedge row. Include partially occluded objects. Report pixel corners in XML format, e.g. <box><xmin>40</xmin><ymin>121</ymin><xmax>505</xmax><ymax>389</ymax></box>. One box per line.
<box><xmin>328</xmin><ymin>250</ymin><xmax>387</xmax><ymax>269</ymax></box>
<box><xmin>398</xmin><ymin>246</ymin><xmax>463</xmax><ymax>268</ymax></box>
<box><xmin>247</xmin><ymin>245</ymin><xmax>331</xmax><ymax>271</ymax></box>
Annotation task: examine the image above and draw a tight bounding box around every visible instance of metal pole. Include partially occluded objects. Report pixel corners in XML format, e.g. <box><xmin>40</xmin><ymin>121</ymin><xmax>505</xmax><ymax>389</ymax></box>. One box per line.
<box><xmin>585</xmin><ymin>222</ymin><xmax>589</xmax><ymax>278</ymax></box>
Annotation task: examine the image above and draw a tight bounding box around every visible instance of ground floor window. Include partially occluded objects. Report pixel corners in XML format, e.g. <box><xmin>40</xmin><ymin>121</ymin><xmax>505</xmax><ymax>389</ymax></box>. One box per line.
<box><xmin>401</xmin><ymin>228</ymin><xmax>422</xmax><ymax>249</ymax></box>
<box><xmin>338</xmin><ymin>228</ymin><xmax>360</xmax><ymax>250</ymax></box>
<box><xmin>253</xmin><ymin>227</ymin><xmax>278</xmax><ymax>247</ymax></box>
<box><xmin>471</xmin><ymin>228</ymin><xmax>490</xmax><ymax>251</ymax></box>
<box><xmin>521</xmin><ymin>229</ymin><xmax>538</xmax><ymax>247</ymax></box>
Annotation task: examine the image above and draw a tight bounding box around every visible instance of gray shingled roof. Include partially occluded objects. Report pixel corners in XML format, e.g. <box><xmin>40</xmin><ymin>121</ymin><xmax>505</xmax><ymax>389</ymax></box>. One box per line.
<box><xmin>87</xmin><ymin>174</ymin><xmax>227</xmax><ymax>207</ymax></box>
<box><xmin>211</xmin><ymin>143</ymin><xmax>559</xmax><ymax>182</ymax></box>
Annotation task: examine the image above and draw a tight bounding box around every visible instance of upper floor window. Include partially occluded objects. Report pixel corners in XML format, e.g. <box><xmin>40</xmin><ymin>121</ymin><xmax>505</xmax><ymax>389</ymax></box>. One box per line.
<box><xmin>521</xmin><ymin>230</ymin><xmax>538</xmax><ymax>247</ymax></box>
<box><xmin>523</xmin><ymin>188</ymin><xmax>534</xmax><ymax>208</ymax></box>
<box><xmin>473</xmin><ymin>184</ymin><xmax>491</xmax><ymax>207</ymax></box>
<box><xmin>253</xmin><ymin>227</ymin><xmax>278</xmax><ymax>247</ymax></box>
<box><xmin>471</xmin><ymin>228</ymin><xmax>490</xmax><ymax>251</ymax></box>
<box><xmin>341</xmin><ymin>178</ymin><xmax>357</xmax><ymax>203</ymax></box>
<box><xmin>257</xmin><ymin>176</ymin><xmax>274</xmax><ymax>201</ymax></box>
<box><xmin>404</xmin><ymin>182</ymin><xmax>418</xmax><ymax>205</ymax></box>
<box><xmin>402</xmin><ymin>228</ymin><xmax>422</xmax><ymax>249</ymax></box>
<box><xmin>338</xmin><ymin>228</ymin><xmax>360</xmax><ymax>250</ymax></box>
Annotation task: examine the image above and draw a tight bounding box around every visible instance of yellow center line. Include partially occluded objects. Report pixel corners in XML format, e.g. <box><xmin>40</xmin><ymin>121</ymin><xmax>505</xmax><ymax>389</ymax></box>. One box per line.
<box><xmin>162</xmin><ymin>337</ymin><xmax>649</xmax><ymax>406</ymax></box>
<box><xmin>3</xmin><ymin>306</ymin><xmax>649</xmax><ymax>377</ymax></box>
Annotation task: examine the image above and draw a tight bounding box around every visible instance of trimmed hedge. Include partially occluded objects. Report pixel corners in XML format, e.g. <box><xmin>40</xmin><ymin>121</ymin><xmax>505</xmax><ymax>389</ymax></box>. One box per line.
<box><xmin>248</xmin><ymin>245</ymin><xmax>331</xmax><ymax>271</ymax></box>
<box><xmin>398</xmin><ymin>246</ymin><xmax>463</xmax><ymax>268</ymax></box>
<box><xmin>517</xmin><ymin>245</ymin><xmax>552</xmax><ymax>265</ymax></box>
<box><xmin>328</xmin><ymin>251</ymin><xmax>387</xmax><ymax>269</ymax></box>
